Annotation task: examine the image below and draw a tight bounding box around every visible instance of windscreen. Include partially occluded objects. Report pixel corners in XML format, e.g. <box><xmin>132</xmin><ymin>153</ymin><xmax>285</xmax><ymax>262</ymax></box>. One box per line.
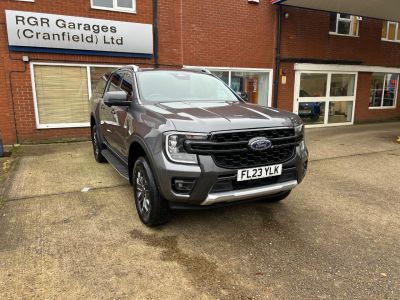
<box><xmin>137</xmin><ymin>71</ymin><xmax>239</xmax><ymax>103</ymax></box>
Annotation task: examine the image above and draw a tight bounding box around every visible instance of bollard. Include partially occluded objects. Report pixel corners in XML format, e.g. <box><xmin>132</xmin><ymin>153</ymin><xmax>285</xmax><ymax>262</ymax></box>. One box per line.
<box><xmin>0</xmin><ymin>136</ymin><xmax>3</xmax><ymax>157</ymax></box>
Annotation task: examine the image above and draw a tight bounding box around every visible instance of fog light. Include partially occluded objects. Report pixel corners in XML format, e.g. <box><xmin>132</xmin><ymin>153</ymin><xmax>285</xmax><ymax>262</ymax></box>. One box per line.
<box><xmin>173</xmin><ymin>179</ymin><xmax>196</xmax><ymax>194</ymax></box>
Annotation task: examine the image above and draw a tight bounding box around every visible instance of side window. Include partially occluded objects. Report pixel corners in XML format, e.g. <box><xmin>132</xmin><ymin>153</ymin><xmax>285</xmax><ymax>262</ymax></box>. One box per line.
<box><xmin>93</xmin><ymin>72</ymin><xmax>112</xmax><ymax>99</ymax></box>
<box><xmin>121</xmin><ymin>72</ymin><xmax>135</xmax><ymax>100</ymax></box>
<box><xmin>107</xmin><ymin>72</ymin><xmax>123</xmax><ymax>92</ymax></box>
<box><xmin>329</xmin><ymin>13</ymin><xmax>360</xmax><ymax>37</ymax></box>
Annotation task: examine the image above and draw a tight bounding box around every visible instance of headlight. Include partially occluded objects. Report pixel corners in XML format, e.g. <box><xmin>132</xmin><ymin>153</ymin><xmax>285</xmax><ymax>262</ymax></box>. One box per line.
<box><xmin>294</xmin><ymin>124</ymin><xmax>304</xmax><ymax>136</ymax></box>
<box><xmin>165</xmin><ymin>132</ymin><xmax>208</xmax><ymax>164</ymax></box>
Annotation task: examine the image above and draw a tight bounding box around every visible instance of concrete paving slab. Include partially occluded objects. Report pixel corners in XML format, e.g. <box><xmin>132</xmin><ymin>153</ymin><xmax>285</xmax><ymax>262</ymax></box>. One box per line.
<box><xmin>0</xmin><ymin>187</ymin><xmax>204</xmax><ymax>299</ymax></box>
<box><xmin>306</xmin><ymin>121</ymin><xmax>400</xmax><ymax>161</ymax></box>
<box><xmin>5</xmin><ymin>142</ymin><xmax>127</xmax><ymax>200</ymax></box>
<box><xmin>0</xmin><ymin>122</ymin><xmax>400</xmax><ymax>299</ymax></box>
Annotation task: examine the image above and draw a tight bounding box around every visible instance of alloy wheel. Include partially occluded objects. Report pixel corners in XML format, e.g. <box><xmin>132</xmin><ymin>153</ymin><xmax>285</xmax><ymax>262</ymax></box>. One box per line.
<box><xmin>136</xmin><ymin>170</ymin><xmax>151</xmax><ymax>215</ymax></box>
<box><xmin>93</xmin><ymin>127</ymin><xmax>100</xmax><ymax>157</ymax></box>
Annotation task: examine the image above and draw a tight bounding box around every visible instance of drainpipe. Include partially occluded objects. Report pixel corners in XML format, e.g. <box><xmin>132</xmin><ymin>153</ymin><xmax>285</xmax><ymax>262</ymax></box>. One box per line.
<box><xmin>273</xmin><ymin>5</ymin><xmax>283</xmax><ymax>108</ymax></box>
<box><xmin>0</xmin><ymin>135</ymin><xmax>4</xmax><ymax>157</ymax></box>
<box><xmin>153</xmin><ymin>0</ymin><xmax>159</xmax><ymax>68</ymax></box>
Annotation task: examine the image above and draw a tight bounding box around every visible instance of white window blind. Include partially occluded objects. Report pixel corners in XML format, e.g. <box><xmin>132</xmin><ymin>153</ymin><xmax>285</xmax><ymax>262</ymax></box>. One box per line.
<box><xmin>34</xmin><ymin>65</ymin><xmax>89</xmax><ymax>125</ymax></box>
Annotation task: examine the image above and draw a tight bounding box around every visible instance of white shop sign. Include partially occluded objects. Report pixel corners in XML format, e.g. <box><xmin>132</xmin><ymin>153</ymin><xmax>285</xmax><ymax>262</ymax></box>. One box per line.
<box><xmin>5</xmin><ymin>10</ymin><xmax>153</xmax><ymax>56</ymax></box>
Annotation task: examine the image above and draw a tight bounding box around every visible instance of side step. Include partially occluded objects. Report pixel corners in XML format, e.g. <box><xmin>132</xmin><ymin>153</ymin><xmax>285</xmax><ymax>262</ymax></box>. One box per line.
<box><xmin>101</xmin><ymin>149</ymin><xmax>129</xmax><ymax>180</ymax></box>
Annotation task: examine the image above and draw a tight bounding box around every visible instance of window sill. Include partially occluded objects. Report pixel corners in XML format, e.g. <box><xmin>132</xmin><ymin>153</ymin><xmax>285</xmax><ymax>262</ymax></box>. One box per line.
<box><xmin>91</xmin><ymin>6</ymin><xmax>136</xmax><ymax>14</ymax></box>
<box><xmin>381</xmin><ymin>38</ymin><xmax>400</xmax><ymax>44</ymax></box>
<box><xmin>328</xmin><ymin>32</ymin><xmax>359</xmax><ymax>38</ymax></box>
<box><xmin>37</xmin><ymin>123</ymin><xmax>90</xmax><ymax>129</ymax></box>
<box><xmin>368</xmin><ymin>106</ymin><xmax>397</xmax><ymax>110</ymax></box>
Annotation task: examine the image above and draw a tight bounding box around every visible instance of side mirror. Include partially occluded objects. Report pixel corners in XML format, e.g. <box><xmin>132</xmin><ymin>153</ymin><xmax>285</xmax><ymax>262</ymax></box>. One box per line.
<box><xmin>236</xmin><ymin>92</ymin><xmax>248</xmax><ymax>102</ymax></box>
<box><xmin>104</xmin><ymin>91</ymin><xmax>131</xmax><ymax>106</ymax></box>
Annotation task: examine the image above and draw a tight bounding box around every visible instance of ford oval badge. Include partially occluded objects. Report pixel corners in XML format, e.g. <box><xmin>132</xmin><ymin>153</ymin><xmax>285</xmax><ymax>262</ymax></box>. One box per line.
<box><xmin>248</xmin><ymin>137</ymin><xmax>272</xmax><ymax>151</ymax></box>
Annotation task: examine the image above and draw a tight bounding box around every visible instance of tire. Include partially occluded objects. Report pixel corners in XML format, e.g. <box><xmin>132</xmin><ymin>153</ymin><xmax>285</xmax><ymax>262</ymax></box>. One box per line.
<box><xmin>132</xmin><ymin>156</ymin><xmax>170</xmax><ymax>227</ymax></box>
<box><xmin>91</xmin><ymin>125</ymin><xmax>107</xmax><ymax>163</ymax></box>
<box><xmin>263</xmin><ymin>190</ymin><xmax>291</xmax><ymax>203</ymax></box>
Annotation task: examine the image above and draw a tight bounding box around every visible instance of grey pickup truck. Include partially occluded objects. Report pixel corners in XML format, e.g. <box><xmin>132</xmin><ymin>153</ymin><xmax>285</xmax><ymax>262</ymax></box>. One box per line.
<box><xmin>90</xmin><ymin>66</ymin><xmax>308</xmax><ymax>227</ymax></box>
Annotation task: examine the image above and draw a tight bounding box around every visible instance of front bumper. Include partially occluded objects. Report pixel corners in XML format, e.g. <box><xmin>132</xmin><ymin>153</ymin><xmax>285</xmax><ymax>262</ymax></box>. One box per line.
<box><xmin>152</xmin><ymin>143</ymin><xmax>308</xmax><ymax>206</ymax></box>
<box><xmin>201</xmin><ymin>180</ymin><xmax>298</xmax><ymax>206</ymax></box>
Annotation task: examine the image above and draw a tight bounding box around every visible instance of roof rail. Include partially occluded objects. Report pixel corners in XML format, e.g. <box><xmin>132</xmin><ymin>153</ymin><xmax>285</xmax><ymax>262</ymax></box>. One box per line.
<box><xmin>127</xmin><ymin>64</ymin><xmax>140</xmax><ymax>72</ymax></box>
<box><xmin>183</xmin><ymin>67</ymin><xmax>212</xmax><ymax>75</ymax></box>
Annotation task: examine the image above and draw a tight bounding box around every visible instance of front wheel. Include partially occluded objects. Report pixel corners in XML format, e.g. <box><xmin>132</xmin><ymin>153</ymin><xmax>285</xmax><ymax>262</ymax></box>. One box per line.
<box><xmin>133</xmin><ymin>157</ymin><xmax>170</xmax><ymax>227</ymax></box>
<box><xmin>91</xmin><ymin>125</ymin><xmax>106</xmax><ymax>163</ymax></box>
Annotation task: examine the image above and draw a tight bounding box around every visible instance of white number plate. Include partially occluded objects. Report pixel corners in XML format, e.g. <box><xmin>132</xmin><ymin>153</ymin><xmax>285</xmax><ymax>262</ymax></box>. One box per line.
<box><xmin>237</xmin><ymin>164</ymin><xmax>283</xmax><ymax>182</ymax></box>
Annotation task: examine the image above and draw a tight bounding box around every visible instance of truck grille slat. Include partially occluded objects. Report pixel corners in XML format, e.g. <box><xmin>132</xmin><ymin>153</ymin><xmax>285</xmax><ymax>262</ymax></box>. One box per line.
<box><xmin>211</xmin><ymin>128</ymin><xmax>295</xmax><ymax>143</ymax></box>
<box><xmin>209</xmin><ymin>128</ymin><xmax>297</xmax><ymax>169</ymax></box>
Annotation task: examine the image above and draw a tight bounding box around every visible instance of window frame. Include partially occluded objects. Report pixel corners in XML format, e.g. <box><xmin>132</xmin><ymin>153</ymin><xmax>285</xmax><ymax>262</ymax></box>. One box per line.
<box><xmin>105</xmin><ymin>70</ymin><xmax>124</xmax><ymax>93</ymax></box>
<box><xmin>294</xmin><ymin>70</ymin><xmax>358</xmax><ymax>128</ymax></box>
<box><xmin>30</xmin><ymin>62</ymin><xmax>120</xmax><ymax>129</ymax></box>
<box><xmin>329</xmin><ymin>13</ymin><xmax>360</xmax><ymax>37</ymax></box>
<box><xmin>120</xmin><ymin>71</ymin><xmax>136</xmax><ymax>101</ymax></box>
<box><xmin>91</xmin><ymin>0</ymin><xmax>136</xmax><ymax>14</ymax></box>
<box><xmin>369</xmin><ymin>73</ymin><xmax>399</xmax><ymax>110</ymax></box>
<box><xmin>381</xmin><ymin>21</ymin><xmax>400</xmax><ymax>43</ymax></box>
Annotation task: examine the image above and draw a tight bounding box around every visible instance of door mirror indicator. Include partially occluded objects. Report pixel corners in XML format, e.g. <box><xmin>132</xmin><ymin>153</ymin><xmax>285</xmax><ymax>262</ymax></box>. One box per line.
<box><xmin>104</xmin><ymin>91</ymin><xmax>131</xmax><ymax>106</ymax></box>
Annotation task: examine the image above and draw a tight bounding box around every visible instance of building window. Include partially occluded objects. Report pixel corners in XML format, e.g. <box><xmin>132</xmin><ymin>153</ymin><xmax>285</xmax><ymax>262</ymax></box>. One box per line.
<box><xmin>382</xmin><ymin>21</ymin><xmax>400</xmax><ymax>42</ymax></box>
<box><xmin>91</xmin><ymin>0</ymin><xmax>136</xmax><ymax>13</ymax></box>
<box><xmin>190</xmin><ymin>68</ymin><xmax>273</xmax><ymax>106</ymax></box>
<box><xmin>184</xmin><ymin>67</ymin><xmax>273</xmax><ymax>106</ymax></box>
<box><xmin>31</xmin><ymin>63</ymin><xmax>118</xmax><ymax>129</ymax></box>
<box><xmin>370</xmin><ymin>73</ymin><xmax>398</xmax><ymax>108</ymax></box>
<box><xmin>296</xmin><ymin>72</ymin><xmax>357</xmax><ymax>126</ymax></box>
<box><xmin>329</xmin><ymin>13</ymin><xmax>360</xmax><ymax>37</ymax></box>
<box><xmin>230</xmin><ymin>71</ymin><xmax>270</xmax><ymax>105</ymax></box>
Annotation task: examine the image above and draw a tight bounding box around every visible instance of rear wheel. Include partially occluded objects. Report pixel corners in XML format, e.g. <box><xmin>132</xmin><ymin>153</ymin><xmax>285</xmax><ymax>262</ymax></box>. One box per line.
<box><xmin>91</xmin><ymin>125</ymin><xmax>106</xmax><ymax>163</ymax></box>
<box><xmin>133</xmin><ymin>157</ymin><xmax>170</xmax><ymax>227</ymax></box>
<box><xmin>263</xmin><ymin>190</ymin><xmax>291</xmax><ymax>203</ymax></box>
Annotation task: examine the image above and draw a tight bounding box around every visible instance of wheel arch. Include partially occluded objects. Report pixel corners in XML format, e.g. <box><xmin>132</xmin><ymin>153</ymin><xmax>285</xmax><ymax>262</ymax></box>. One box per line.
<box><xmin>90</xmin><ymin>115</ymin><xmax>96</xmax><ymax>128</ymax></box>
<box><xmin>128</xmin><ymin>137</ymin><xmax>160</xmax><ymax>189</ymax></box>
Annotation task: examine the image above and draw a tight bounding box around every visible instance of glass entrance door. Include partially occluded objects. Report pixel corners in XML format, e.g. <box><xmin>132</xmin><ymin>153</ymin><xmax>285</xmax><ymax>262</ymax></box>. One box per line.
<box><xmin>294</xmin><ymin>71</ymin><xmax>357</xmax><ymax>127</ymax></box>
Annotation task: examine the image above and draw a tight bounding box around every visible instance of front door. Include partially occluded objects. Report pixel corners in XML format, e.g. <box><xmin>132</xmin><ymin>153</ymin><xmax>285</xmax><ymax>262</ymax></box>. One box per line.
<box><xmin>100</xmin><ymin>71</ymin><xmax>125</xmax><ymax>152</ymax></box>
<box><xmin>112</xmin><ymin>71</ymin><xmax>135</xmax><ymax>157</ymax></box>
<box><xmin>294</xmin><ymin>71</ymin><xmax>357</xmax><ymax>127</ymax></box>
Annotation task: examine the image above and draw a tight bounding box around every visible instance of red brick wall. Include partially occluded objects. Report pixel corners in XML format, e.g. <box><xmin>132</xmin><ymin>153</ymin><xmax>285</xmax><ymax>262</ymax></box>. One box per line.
<box><xmin>0</xmin><ymin>0</ymin><xmax>279</xmax><ymax>144</ymax></box>
<box><xmin>158</xmin><ymin>0</ymin><xmax>183</xmax><ymax>66</ymax></box>
<box><xmin>0</xmin><ymin>0</ymin><xmax>156</xmax><ymax>144</ymax></box>
<box><xmin>181</xmin><ymin>0</ymin><xmax>276</xmax><ymax>68</ymax></box>
<box><xmin>280</xmin><ymin>7</ymin><xmax>400</xmax><ymax>67</ymax></box>
<box><xmin>277</xmin><ymin>62</ymin><xmax>296</xmax><ymax>112</ymax></box>
<box><xmin>277</xmin><ymin>7</ymin><xmax>400</xmax><ymax>121</ymax></box>
<box><xmin>1</xmin><ymin>1</ymin><xmax>400</xmax><ymax>144</ymax></box>
<box><xmin>0</xmin><ymin>53</ymin><xmax>16</xmax><ymax>144</ymax></box>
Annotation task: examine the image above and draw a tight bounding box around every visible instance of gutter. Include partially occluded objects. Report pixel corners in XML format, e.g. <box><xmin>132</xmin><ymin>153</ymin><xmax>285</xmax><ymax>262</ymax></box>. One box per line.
<box><xmin>153</xmin><ymin>0</ymin><xmax>159</xmax><ymax>68</ymax></box>
<box><xmin>273</xmin><ymin>5</ymin><xmax>283</xmax><ymax>108</ymax></box>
